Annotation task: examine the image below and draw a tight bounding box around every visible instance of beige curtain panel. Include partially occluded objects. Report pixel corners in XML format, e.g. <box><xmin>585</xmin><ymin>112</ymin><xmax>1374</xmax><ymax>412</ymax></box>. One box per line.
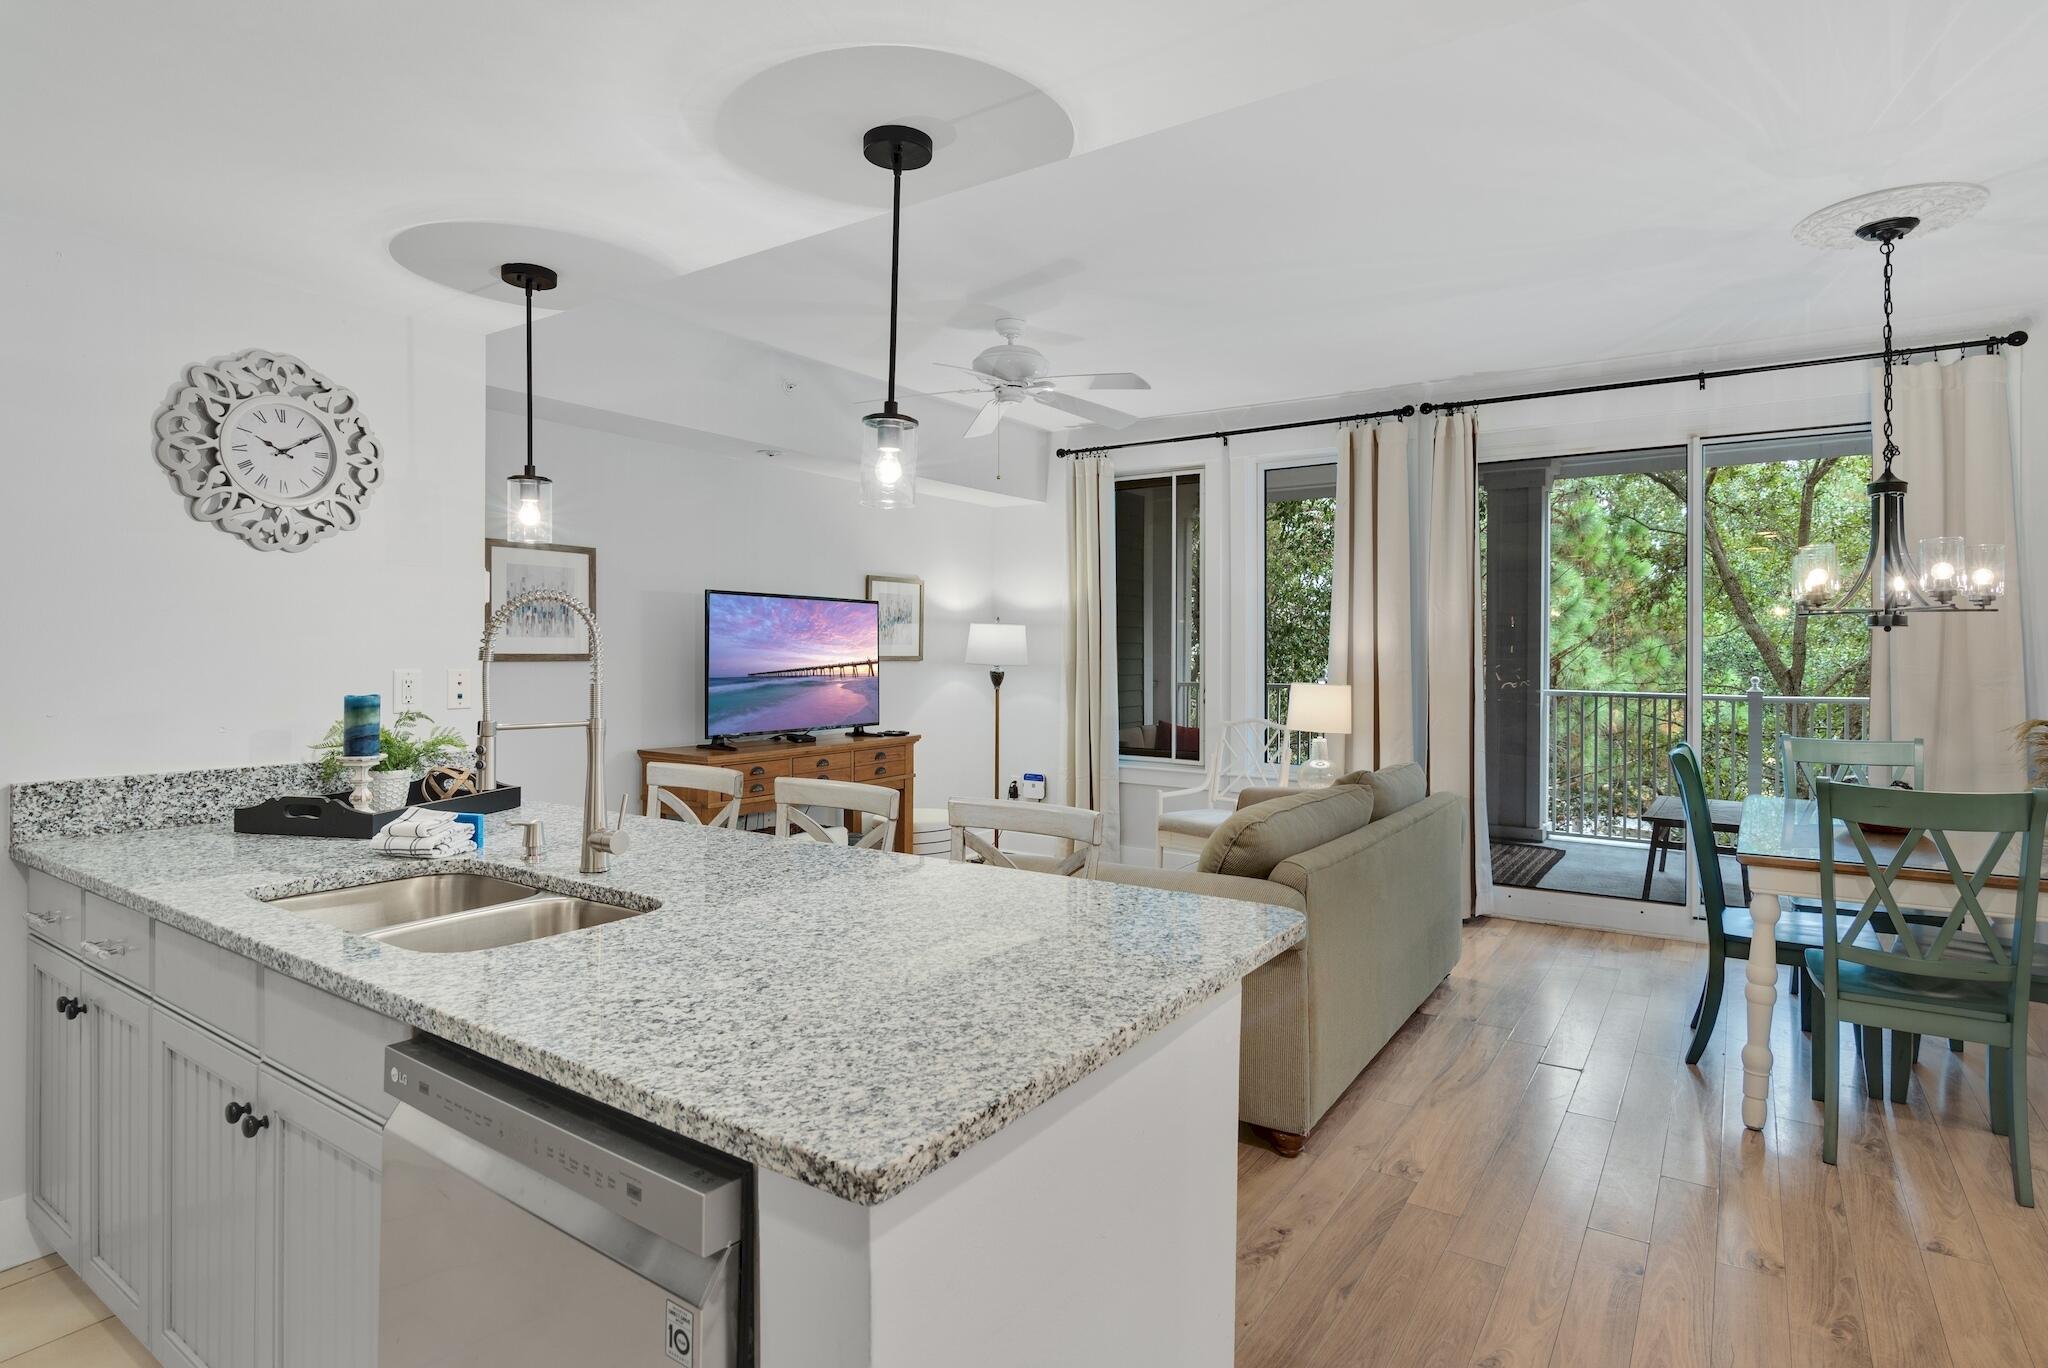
<box><xmin>1065</xmin><ymin>453</ymin><xmax>1120</xmax><ymax>846</ymax></box>
<box><xmin>1328</xmin><ymin>419</ymin><xmax>1415</xmax><ymax>772</ymax></box>
<box><xmin>1425</xmin><ymin>411</ymin><xmax>1494</xmax><ymax>919</ymax></box>
<box><xmin>1871</xmin><ymin>353</ymin><xmax>2027</xmax><ymax>790</ymax></box>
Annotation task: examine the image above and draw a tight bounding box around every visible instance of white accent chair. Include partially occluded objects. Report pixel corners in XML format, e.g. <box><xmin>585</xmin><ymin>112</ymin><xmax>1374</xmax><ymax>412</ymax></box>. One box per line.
<box><xmin>1155</xmin><ymin>718</ymin><xmax>1291</xmax><ymax>867</ymax></box>
<box><xmin>774</xmin><ymin>776</ymin><xmax>899</xmax><ymax>852</ymax></box>
<box><xmin>946</xmin><ymin>799</ymin><xmax>1105</xmax><ymax>879</ymax></box>
<box><xmin>646</xmin><ymin>762</ymin><xmax>744</xmax><ymax>829</ymax></box>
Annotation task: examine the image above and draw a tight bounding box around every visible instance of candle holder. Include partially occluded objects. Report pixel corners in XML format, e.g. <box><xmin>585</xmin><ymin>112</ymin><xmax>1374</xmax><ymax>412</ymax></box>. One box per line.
<box><xmin>338</xmin><ymin>754</ymin><xmax>383</xmax><ymax>813</ymax></box>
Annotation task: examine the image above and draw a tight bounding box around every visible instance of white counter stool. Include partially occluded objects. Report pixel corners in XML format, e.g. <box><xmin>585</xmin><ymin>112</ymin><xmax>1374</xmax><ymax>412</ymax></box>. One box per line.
<box><xmin>910</xmin><ymin>806</ymin><xmax>954</xmax><ymax>857</ymax></box>
<box><xmin>775</xmin><ymin>776</ymin><xmax>899</xmax><ymax>852</ymax></box>
<box><xmin>948</xmin><ymin>798</ymin><xmax>1104</xmax><ymax>879</ymax></box>
<box><xmin>646</xmin><ymin>761</ymin><xmax>744</xmax><ymax>829</ymax></box>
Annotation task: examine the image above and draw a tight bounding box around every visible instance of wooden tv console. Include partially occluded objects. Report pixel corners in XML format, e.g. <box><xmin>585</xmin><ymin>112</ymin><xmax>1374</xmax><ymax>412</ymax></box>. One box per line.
<box><xmin>637</xmin><ymin>734</ymin><xmax>920</xmax><ymax>854</ymax></box>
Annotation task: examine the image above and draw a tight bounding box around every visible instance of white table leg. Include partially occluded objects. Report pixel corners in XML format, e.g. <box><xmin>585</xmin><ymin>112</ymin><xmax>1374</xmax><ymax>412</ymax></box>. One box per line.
<box><xmin>1742</xmin><ymin>890</ymin><xmax>1780</xmax><ymax>1131</ymax></box>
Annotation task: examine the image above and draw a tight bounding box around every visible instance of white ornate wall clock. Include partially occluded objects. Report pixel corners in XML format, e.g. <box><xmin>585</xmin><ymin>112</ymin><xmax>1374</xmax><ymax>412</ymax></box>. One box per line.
<box><xmin>152</xmin><ymin>349</ymin><xmax>384</xmax><ymax>552</ymax></box>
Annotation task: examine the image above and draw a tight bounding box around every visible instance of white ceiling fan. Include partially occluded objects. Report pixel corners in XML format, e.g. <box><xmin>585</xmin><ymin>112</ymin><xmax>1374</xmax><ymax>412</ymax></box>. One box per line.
<box><xmin>929</xmin><ymin>318</ymin><xmax>1151</xmax><ymax>438</ymax></box>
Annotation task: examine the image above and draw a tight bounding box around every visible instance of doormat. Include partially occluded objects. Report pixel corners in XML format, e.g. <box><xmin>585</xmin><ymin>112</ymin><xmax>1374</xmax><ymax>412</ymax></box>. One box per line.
<box><xmin>1491</xmin><ymin>841</ymin><xmax>1566</xmax><ymax>889</ymax></box>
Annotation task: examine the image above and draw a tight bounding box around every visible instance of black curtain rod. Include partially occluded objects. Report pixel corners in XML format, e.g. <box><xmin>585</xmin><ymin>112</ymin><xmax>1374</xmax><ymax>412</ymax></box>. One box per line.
<box><xmin>1055</xmin><ymin>330</ymin><xmax>2026</xmax><ymax>456</ymax></box>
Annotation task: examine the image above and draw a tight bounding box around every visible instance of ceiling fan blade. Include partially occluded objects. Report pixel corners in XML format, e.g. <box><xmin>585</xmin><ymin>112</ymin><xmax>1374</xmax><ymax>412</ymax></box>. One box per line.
<box><xmin>1044</xmin><ymin>371</ymin><xmax>1152</xmax><ymax>391</ymax></box>
<box><xmin>932</xmin><ymin>361</ymin><xmax>993</xmax><ymax>376</ymax></box>
<box><xmin>1032</xmin><ymin>390</ymin><xmax>1138</xmax><ymax>429</ymax></box>
<box><xmin>964</xmin><ymin>399</ymin><xmax>1003</xmax><ymax>439</ymax></box>
<box><xmin>924</xmin><ymin>386</ymin><xmax>994</xmax><ymax>397</ymax></box>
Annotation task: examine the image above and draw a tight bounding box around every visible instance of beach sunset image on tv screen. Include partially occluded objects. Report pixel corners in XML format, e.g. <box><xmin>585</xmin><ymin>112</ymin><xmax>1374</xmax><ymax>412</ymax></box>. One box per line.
<box><xmin>705</xmin><ymin>592</ymin><xmax>882</xmax><ymax>737</ymax></box>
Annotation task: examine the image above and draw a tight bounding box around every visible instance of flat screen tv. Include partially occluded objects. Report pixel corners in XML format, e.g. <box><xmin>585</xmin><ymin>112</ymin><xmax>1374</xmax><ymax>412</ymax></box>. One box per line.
<box><xmin>704</xmin><ymin>590</ymin><xmax>882</xmax><ymax>739</ymax></box>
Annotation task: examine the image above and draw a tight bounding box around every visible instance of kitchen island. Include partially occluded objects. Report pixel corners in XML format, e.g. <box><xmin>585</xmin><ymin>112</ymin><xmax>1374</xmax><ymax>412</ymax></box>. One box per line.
<box><xmin>12</xmin><ymin>782</ymin><xmax>1301</xmax><ymax>1367</ymax></box>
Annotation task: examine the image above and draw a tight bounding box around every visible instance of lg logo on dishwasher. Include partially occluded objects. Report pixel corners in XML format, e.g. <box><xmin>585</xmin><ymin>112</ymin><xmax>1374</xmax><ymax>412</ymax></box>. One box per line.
<box><xmin>664</xmin><ymin>1299</ymin><xmax>694</xmax><ymax>1366</ymax></box>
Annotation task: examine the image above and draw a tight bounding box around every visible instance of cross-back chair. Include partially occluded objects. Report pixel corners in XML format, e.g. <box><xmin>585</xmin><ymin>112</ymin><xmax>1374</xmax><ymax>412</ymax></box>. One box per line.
<box><xmin>1780</xmin><ymin>735</ymin><xmax>1925</xmax><ymax>800</ymax></box>
<box><xmin>646</xmin><ymin>762</ymin><xmax>744</xmax><ymax>829</ymax></box>
<box><xmin>774</xmin><ymin>776</ymin><xmax>899</xmax><ymax>852</ymax></box>
<box><xmin>1807</xmin><ymin>779</ymin><xmax>2048</xmax><ymax>1205</ymax></box>
<box><xmin>947</xmin><ymin>798</ymin><xmax>1104</xmax><ymax>879</ymax></box>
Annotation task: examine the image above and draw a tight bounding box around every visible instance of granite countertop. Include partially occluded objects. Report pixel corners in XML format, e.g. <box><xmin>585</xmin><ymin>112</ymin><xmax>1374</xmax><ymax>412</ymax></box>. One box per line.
<box><xmin>12</xmin><ymin>802</ymin><xmax>1302</xmax><ymax>1204</ymax></box>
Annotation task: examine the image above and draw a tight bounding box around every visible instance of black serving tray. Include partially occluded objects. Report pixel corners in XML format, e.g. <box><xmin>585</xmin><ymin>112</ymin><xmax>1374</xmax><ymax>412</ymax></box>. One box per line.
<box><xmin>233</xmin><ymin>780</ymin><xmax>522</xmax><ymax>839</ymax></box>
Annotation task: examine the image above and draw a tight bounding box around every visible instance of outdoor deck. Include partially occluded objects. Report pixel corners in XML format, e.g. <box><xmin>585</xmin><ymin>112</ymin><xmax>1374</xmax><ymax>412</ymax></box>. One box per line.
<box><xmin>1500</xmin><ymin>835</ymin><xmax>1748</xmax><ymax>905</ymax></box>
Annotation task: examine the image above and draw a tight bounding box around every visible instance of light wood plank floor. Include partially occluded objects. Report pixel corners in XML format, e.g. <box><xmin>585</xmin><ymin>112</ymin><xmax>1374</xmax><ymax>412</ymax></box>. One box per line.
<box><xmin>1237</xmin><ymin>916</ymin><xmax>2048</xmax><ymax>1368</ymax></box>
<box><xmin>0</xmin><ymin>1257</ymin><xmax>150</xmax><ymax>1366</ymax></box>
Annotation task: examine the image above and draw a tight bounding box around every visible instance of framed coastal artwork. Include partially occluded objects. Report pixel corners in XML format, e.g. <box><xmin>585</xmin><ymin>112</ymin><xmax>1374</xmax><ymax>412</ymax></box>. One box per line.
<box><xmin>866</xmin><ymin>574</ymin><xmax>924</xmax><ymax>661</ymax></box>
<box><xmin>485</xmin><ymin>540</ymin><xmax>597</xmax><ymax>661</ymax></box>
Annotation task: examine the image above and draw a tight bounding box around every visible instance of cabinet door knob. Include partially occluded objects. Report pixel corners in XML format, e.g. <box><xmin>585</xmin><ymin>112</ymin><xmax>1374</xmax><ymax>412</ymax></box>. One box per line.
<box><xmin>66</xmin><ymin>998</ymin><xmax>87</xmax><ymax>1019</ymax></box>
<box><xmin>240</xmin><ymin>1113</ymin><xmax>271</xmax><ymax>1139</ymax></box>
<box><xmin>225</xmin><ymin>1100</ymin><xmax>253</xmax><ymax>1125</ymax></box>
<box><xmin>55</xmin><ymin>995</ymin><xmax>74</xmax><ymax>1017</ymax></box>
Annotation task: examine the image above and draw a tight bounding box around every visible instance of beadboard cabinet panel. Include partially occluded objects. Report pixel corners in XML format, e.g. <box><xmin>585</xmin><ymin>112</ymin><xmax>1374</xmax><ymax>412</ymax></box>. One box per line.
<box><xmin>80</xmin><ymin>967</ymin><xmax>153</xmax><ymax>1340</ymax></box>
<box><xmin>257</xmin><ymin>1066</ymin><xmax>382</xmax><ymax>1368</ymax></box>
<box><xmin>27</xmin><ymin>938</ymin><xmax>83</xmax><ymax>1261</ymax></box>
<box><xmin>152</xmin><ymin>1009</ymin><xmax>261</xmax><ymax>1368</ymax></box>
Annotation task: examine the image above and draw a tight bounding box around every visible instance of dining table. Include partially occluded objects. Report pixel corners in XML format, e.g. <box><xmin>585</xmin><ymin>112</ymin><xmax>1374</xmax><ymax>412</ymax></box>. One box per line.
<box><xmin>1733</xmin><ymin>792</ymin><xmax>2038</xmax><ymax>1131</ymax></box>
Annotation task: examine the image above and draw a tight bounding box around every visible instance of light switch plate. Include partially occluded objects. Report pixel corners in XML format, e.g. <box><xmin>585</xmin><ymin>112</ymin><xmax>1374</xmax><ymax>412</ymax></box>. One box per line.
<box><xmin>393</xmin><ymin>669</ymin><xmax>423</xmax><ymax>710</ymax></box>
<box><xmin>447</xmin><ymin>667</ymin><xmax>474</xmax><ymax>710</ymax></box>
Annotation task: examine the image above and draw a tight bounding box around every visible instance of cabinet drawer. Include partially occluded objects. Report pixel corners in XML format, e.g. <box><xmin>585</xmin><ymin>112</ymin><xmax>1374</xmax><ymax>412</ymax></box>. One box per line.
<box><xmin>23</xmin><ymin>869</ymin><xmax>83</xmax><ymax>950</ymax></box>
<box><xmin>857</xmin><ymin>746</ymin><xmax>911</xmax><ymax>779</ymax></box>
<box><xmin>80</xmin><ymin>893</ymin><xmax>151</xmax><ymax>989</ymax></box>
<box><xmin>262</xmin><ymin>971</ymin><xmax>410</xmax><ymax>1120</ymax></box>
<box><xmin>156</xmin><ymin>922</ymin><xmax>260</xmax><ymax>1046</ymax></box>
<box><xmin>791</xmin><ymin>752</ymin><xmax>853</xmax><ymax>780</ymax></box>
<box><xmin>737</xmin><ymin>757</ymin><xmax>792</xmax><ymax>782</ymax></box>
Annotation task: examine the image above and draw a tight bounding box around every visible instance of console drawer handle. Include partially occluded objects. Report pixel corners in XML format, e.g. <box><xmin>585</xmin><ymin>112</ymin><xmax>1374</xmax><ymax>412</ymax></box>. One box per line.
<box><xmin>873</xmin><ymin>766</ymin><xmax>887</xmax><ymax>777</ymax></box>
<box><xmin>749</xmin><ymin>765</ymin><xmax>768</xmax><ymax>776</ymax></box>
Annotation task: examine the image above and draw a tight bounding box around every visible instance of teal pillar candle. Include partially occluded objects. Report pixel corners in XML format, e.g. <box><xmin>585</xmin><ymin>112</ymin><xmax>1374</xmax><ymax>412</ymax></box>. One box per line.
<box><xmin>342</xmin><ymin>694</ymin><xmax>381</xmax><ymax>758</ymax></box>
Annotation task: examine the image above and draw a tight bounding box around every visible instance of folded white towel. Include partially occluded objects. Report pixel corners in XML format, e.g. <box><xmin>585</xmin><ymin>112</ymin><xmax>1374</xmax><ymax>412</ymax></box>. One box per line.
<box><xmin>369</xmin><ymin>823</ymin><xmax>475</xmax><ymax>859</ymax></box>
<box><xmin>382</xmin><ymin>806</ymin><xmax>463</xmax><ymax>839</ymax></box>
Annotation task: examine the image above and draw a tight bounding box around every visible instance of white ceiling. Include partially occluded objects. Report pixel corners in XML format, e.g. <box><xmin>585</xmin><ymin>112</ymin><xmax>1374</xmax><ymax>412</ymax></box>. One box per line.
<box><xmin>0</xmin><ymin>0</ymin><xmax>1543</xmax><ymax>326</ymax></box>
<box><xmin>625</xmin><ymin>0</ymin><xmax>2048</xmax><ymax>435</ymax></box>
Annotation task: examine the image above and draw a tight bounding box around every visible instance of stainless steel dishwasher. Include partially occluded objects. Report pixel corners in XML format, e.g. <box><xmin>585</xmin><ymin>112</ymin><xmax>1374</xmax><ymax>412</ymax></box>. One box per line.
<box><xmin>378</xmin><ymin>1037</ymin><xmax>751</xmax><ymax>1367</ymax></box>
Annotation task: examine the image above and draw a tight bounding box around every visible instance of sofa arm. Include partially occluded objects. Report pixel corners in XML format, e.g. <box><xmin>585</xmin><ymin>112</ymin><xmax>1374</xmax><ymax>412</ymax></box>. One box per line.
<box><xmin>1094</xmin><ymin>863</ymin><xmax>1307</xmax><ymax>913</ymax></box>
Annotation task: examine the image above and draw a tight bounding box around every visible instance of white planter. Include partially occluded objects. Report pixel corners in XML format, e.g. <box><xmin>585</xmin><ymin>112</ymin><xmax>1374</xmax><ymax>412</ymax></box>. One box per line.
<box><xmin>369</xmin><ymin>770</ymin><xmax>414</xmax><ymax>812</ymax></box>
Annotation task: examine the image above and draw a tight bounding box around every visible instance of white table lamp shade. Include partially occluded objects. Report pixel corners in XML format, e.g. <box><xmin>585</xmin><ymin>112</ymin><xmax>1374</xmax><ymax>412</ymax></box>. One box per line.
<box><xmin>1286</xmin><ymin>682</ymin><xmax>1352</xmax><ymax>735</ymax></box>
<box><xmin>966</xmin><ymin>623</ymin><xmax>1028</xmax><ymax>667</ymax></box>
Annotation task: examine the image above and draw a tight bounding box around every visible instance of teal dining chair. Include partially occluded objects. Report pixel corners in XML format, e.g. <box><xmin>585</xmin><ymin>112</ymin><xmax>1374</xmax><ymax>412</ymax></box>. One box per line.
<box><xmin>1671</xmin><ymin>742</ymin><xmax>1841</xmax><ymax>1064</ymax></box>
<box><xmin>1805</xmin><ymin>779</ymin><xmax>2048</xmax><ymax>1206</ymax></box>
<box><xmin>1780</xmin><ymin>735</ymin><xmax>1924</xmax><ymax>799</ymax></box>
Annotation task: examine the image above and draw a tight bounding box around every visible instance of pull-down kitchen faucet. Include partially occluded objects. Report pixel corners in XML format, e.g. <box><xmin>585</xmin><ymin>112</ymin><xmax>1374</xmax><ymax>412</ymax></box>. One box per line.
<box><xmin>476</xmin><ymin>589</ymin><xmax>629</xmax><ymax>874</ymax></box>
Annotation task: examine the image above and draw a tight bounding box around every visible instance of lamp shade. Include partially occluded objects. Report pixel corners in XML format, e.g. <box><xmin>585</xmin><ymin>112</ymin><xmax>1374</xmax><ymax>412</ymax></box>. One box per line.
<box><xmin>1286</xmin><ymin>682</ymin><xmax>1352</xmax><ymax>734</ymax></box>
<box><xmin>965</xmin><ymin>623</ymin><xmax>1028</xmax><ymax>667</ymax></box>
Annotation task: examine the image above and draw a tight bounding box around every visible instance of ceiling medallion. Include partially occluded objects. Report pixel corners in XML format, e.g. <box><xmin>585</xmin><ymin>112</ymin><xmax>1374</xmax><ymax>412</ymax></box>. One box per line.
<box><xmin>1792</xmin><ymin>183</ymin><xmax>1988</xmax><ymax>249</ymax></box>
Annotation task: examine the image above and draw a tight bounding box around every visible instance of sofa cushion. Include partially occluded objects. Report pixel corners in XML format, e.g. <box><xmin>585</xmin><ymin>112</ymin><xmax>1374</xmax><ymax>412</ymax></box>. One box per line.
<box><xmin>1235</xmin><ymin>784</ymin><xmax>1299</xmax><ymax>811</ymax></box>
<box><xmin>1197</xmin><ymin>785</ymin><xmax>1375</xmax><ymax>880</ymax></box>
<box><xmin>1359</xmin><ymin>763</ymin><xmax>1427</xmax><ymax>821</ymax></box>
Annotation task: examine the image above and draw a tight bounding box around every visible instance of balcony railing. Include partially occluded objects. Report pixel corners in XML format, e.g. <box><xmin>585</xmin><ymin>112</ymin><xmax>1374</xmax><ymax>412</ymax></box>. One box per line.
<box><xmin>1546</xmin><ymin>679</ymin><xmax>1870</xmax><ymax>841</ymax></box>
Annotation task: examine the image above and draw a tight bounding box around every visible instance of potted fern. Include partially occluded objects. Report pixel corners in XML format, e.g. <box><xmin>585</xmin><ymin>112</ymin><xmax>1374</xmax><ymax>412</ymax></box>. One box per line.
<box><xmin>312</xmin><ymin>710</ymin><xmax>469</xmax><ymax>811</ymax></box>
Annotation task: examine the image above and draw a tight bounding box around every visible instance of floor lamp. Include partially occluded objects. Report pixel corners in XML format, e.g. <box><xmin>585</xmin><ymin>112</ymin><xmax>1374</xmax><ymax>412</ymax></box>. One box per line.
<box><xmin>966</xmin><ymin>623</ymin><xmax>1028</xmax><ymax>798</ymax></box>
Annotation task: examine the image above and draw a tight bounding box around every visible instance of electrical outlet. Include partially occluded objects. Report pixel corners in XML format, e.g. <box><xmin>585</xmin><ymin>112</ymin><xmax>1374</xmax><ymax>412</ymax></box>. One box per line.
<box><xmin>447</xmin><ymin>667</ymin><xmax>474</xmax><ymax>711</ymax></box>
<box><xmin>393</xmin><ymin>669</ymin><xmax>423</xmax><ymax>710</ymax></box>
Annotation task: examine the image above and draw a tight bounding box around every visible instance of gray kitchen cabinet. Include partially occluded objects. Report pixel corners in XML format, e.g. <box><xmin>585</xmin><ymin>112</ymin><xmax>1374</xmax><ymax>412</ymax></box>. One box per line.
<box><xmin>152</xmin><ymin>1008</ymin><xmax>262</xmax><ymax>1368</ymax></box>
<box><xmin>78</xmin><ymin>967</ymin><xmax>153</xmax><ymax>1340</ymax></box>
<box><xmin>26</xmin><ymin>938</ymin><xmax>82</xmax><ymax>1263</ymax></box>
<box><xmin>255</xmin><ymin>1065</ymin><xmax>382</xmax><ymax>1367</ymax></box>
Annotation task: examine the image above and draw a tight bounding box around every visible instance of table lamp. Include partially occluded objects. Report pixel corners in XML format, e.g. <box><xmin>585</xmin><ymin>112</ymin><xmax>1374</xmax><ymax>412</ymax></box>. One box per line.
<box><xmin>966</xmin><ymin>623</ymin><xmax>1028</xmax><ymax>798</ymax></box>
<box><xmin>1286</xmin><ymin>682</ymin><xmax>1353</xmax><ymax>782</ymax></box>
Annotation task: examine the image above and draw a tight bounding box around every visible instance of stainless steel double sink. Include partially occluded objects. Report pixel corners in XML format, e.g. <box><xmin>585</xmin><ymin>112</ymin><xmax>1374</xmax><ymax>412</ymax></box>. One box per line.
<box><xmin>264</xmin><ymin>873</ymin><xmax>649</xmax><ymax>953</ymax></box>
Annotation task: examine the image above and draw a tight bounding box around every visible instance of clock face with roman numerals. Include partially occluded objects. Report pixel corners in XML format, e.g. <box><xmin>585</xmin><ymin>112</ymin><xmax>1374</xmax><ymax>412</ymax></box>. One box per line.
<box><xmin>221</xmin><ymin>398</ymin><xmax>338</xmax><ymax>503</ymax></box>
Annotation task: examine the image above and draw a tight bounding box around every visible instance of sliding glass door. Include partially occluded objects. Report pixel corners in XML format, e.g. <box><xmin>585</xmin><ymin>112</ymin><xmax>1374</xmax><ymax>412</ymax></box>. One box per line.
<box><xmin>1478</xmin><ymin>427</ymin><xmax>1872</xmax><ymax>909</ymax></box>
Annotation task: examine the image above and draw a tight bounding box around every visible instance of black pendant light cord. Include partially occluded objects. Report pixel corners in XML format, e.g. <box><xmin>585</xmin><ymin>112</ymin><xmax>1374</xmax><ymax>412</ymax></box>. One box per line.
<box><xmin>1879</xmin><ymin>236</ymin><xmax>1897</xmax><ymax>474</ymax></box>
<box><xmin>884</xmin><ymin>146</ymin><xmax>903</xmax><ymax>413</ymax></box>
<box><xmin>523</xmin><ymin>278</ymin><xmax>537</xmax><ymax>480</ymax></box>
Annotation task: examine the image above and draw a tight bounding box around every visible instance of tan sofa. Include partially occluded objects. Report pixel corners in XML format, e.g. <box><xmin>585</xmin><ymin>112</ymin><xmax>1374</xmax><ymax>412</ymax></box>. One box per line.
<box><xmin>1097</xmin><ymin>764</ymin><xmax>1465</xmax><ymax>1155</ymax></box>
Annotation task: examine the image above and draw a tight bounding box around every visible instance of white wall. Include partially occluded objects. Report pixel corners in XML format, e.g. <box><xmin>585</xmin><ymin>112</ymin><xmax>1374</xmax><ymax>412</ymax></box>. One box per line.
<box><xmin>481</xmin><ymin>410</ymin><xmax>1067</xmax><ymax>825</ymax></box>
<box><xmin>0</xmin><ymin>211</ymin><xmax>485</xmax><ymax>1254</ymax></box>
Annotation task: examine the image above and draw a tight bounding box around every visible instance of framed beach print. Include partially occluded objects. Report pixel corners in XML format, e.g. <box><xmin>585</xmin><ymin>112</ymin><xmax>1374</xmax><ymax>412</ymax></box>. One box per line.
<box><xmin>486</xmin><ymin>539</ymin><xmax>597</xmax><ymax>661</ymax></box>
<box><xmin>866</xmin><ymin>574</ymin><xmax>924</xmax><ymax>661</ymax></box>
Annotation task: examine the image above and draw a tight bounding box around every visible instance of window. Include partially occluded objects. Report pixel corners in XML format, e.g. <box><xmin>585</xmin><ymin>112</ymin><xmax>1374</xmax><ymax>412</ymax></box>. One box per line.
<box><xmin>1115</xmin><ymin>472</ymin><xmax>1202</xmax><ymax>762</ymax></box>
<box><xmin>1262</xmin><ymin>463</ymin><xmax>1338</xmax><ymax>759</ymax></box>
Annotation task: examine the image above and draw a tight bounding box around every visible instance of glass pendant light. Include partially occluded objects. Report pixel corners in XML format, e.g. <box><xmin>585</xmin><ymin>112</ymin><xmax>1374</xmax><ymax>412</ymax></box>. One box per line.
<box><xmin>1792</xmin><ymin>218</ymin><xmax>2001</xmax><ymax>631</ymax></box>
<box><xmin>502</xmin><ymin>262</ymin><xmax>557</xmax><ymax>542</ymax></box>
<box><xmin>859</xmin><ymin>126</ymin><xmax>933</xmax><ymax>509</ymax></box>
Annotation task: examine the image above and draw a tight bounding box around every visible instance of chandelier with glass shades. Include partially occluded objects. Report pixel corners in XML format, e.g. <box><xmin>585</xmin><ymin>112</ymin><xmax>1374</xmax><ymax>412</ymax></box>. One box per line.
<box><xmin>1791</xmin><ymin>214</ymin><xmax>2002</xmax><ymax>631</ymax></box>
